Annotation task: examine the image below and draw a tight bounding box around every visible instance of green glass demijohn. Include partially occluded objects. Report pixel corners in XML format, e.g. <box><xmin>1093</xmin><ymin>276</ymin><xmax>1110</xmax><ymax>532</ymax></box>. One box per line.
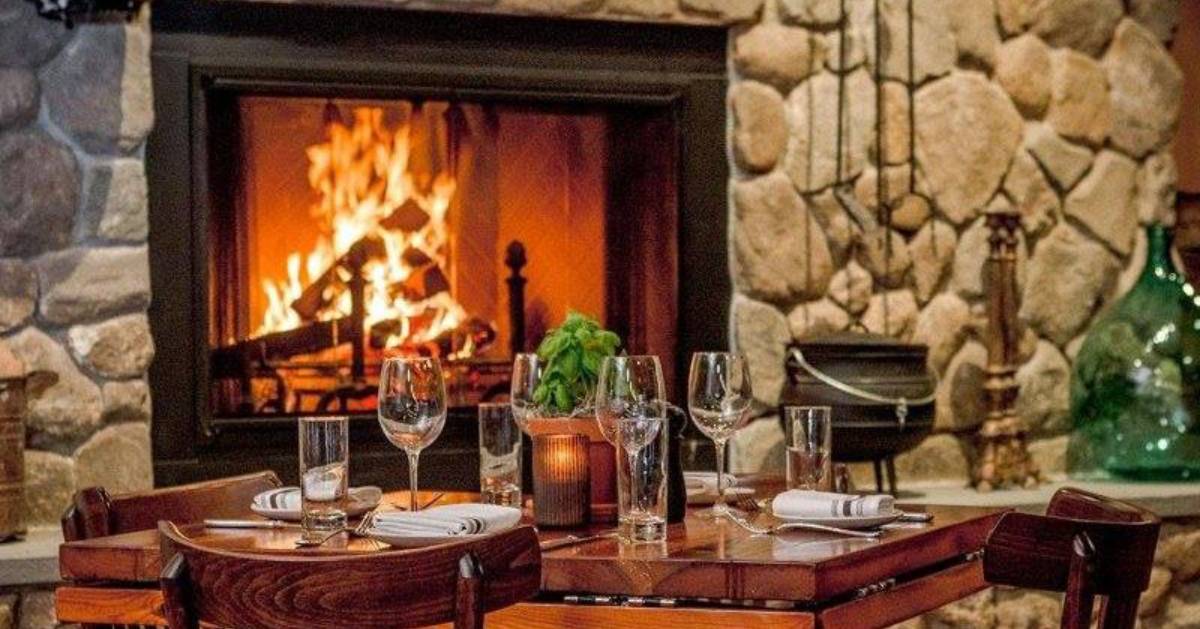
<box><xmin>1068</xmin><ymin>224</ymin><xmax>1200</xmax><ymax>481</ymax></box>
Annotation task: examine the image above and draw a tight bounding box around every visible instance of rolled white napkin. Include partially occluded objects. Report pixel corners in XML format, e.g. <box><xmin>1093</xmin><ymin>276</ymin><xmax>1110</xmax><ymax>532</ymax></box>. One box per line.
<box><xmin>252</xmin><ymin>486</ymin><xmax>381</xmax><ymax>511</ymax></box>
<box><xmin>771</xmin><ymin>490</ymin><xmax>895</xmax><ymax>519</ymax></box>
<box><xmin>370</xmin><ymin>503</ymin><xmax>522</xmax><ymax>537</ymax></box>
<box><xmin>684</xmin><ymin>472</ymin><xmax>738</xmax><ymax>494</ymax></box>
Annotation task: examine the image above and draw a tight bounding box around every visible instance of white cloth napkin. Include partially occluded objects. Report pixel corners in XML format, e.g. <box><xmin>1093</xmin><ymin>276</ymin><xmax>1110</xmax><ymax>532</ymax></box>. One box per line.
<box><xmin>252</xmin><ymin>486</ymin><xmax>381</xmax><ymax>511</ymax></box>
<box><xmin>370</xmin><ymin>503</ymin><xmax>522</xmax><ymax>537</ymax></box>
<box><xmin>771</xmin><ymin>490</ymin><xmax>895</xmax><ymax>519</ymax></box>
<box><xmin>685</xmin><ymin>472</ymin><xmax>741</xmax><ymax>504</ymax></box>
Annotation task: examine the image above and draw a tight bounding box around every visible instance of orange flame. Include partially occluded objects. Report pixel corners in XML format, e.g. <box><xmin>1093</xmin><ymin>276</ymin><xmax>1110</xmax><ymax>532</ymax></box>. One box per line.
<box><xmin>255</xmin><ymin>107</ymin><xmax>466</xmax><ymax>347</ymax></box>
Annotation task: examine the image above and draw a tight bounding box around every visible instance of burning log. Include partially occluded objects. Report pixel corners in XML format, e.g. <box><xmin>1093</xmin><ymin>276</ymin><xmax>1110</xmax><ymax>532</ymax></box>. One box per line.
<box><xmin>290</xmin><ymin>236</ymin><xmax>385</xmax><ymax>321</ymax></box>
<box><xmin>211</xmin><ymin>317</ymin><xmax>358</xmax><ymax>377</ymax></box>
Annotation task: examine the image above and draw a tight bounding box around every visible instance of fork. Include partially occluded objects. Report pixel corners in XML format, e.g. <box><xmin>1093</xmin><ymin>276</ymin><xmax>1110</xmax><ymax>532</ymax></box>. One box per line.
<box><xmin>295</xmin><ymin>509</ymin><xmax>380</xmax><ymax>548</ymax></box>
<box><xmin>724</xmin><ymin>512</ymin><xmax>882</xmax><ymax>539</ymax></box>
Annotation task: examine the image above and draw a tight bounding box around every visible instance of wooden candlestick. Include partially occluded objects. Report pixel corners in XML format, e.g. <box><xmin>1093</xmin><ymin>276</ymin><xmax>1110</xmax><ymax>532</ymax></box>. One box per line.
<box><xmin>532</xmin><ymin>434</ymin><xmax>590</xmax><ymax>527</ymax></box>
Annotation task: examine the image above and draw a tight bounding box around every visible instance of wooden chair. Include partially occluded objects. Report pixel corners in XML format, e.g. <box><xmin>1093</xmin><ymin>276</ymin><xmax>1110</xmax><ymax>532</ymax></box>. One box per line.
<box><xmin>157</xmin><ymin>521</ymin><xmax>542</xmax><ymax>629</ymax></box>
<box><xmin>61</xmin><ymin>471</ymin><xmax>282</xmax><ymax>541</ymax></box>
<box><xmin>983</xmin><ymin>487</ymin><xmax>1161</xmax><ymax>629</ymax></box>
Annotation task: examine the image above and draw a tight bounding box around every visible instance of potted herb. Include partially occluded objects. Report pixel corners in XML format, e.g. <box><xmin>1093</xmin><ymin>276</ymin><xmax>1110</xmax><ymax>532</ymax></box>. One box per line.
<box><xmin>516</xmin><ymin>311</ymin><xmax>620</xmax><ymax>436</ymax></box>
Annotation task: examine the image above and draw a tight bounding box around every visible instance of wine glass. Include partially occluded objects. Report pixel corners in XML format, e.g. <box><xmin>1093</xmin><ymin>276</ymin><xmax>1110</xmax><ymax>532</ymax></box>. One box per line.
<box><xmin>687</xmin><ymin>352</ymin><xmax>753</xmax><ymax>518</ymax></box>
<box><xmin>510</xmin><ymin>352</ymin><xmax>542</xmax><ymax>433</ymax></box>
<box><xmin>595</xmin><ymin>356</ymin><xmax>667</xmax><ymax>524</ymax></box>
<box><xmin>378</xmin><ymin>357</ymin><xmax>447</xmax><ymax>512</ymax></box>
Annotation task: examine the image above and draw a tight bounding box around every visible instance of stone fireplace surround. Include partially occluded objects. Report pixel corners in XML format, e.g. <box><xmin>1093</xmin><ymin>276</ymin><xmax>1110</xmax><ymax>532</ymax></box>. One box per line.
<box><xmin>1</xmin><ymin>0</ymin><xmax>1199</xmax><ymax>627</ymax></box>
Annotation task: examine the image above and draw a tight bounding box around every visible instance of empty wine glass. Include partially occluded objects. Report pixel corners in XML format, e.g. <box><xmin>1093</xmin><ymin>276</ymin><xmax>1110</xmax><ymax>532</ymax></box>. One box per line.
<box><xmin>510</xmin><ymin>352</ymin><xmax>542</xmax><ymax>433</ymax></box>
<box><xmin>378</xmin><ymin>356</ymin><xmax>447</xmax><ymax>512</ymax></box>
<box><xmin>687</xmin><ymin>352</ymin><xmax>753</xmax><ymax>518</ymax></box>
<box><xmin>595</xmin><ymin>356</ymin><xmax>666</xmax><ymax>525</ymax></box>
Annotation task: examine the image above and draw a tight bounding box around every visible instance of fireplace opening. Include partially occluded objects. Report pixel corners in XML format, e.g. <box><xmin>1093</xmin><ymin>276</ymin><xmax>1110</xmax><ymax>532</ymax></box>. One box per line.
<box><xmin>207</xmin><ymin>93</ymin><xmax>677</xmax><ymax>422</ymax></box>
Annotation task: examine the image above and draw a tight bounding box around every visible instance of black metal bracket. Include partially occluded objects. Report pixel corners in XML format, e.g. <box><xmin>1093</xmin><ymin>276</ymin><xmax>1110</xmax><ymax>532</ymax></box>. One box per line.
<box><xmin>24</xmin><ymin>0</ymin><xmax>146</xmax><ymax>28</ymax></box>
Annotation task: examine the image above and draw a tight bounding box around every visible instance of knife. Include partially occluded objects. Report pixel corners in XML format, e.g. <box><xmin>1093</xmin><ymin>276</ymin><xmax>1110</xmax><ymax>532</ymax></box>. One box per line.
<box><xmin>204</xmin><ymin>519</ymin><xmax>300</xmax><ymax>530</ymax></box>
<box><xmin>539</xmin><ymin>531</ymin><xmax>618</xmax><ymax>551</ymax></box>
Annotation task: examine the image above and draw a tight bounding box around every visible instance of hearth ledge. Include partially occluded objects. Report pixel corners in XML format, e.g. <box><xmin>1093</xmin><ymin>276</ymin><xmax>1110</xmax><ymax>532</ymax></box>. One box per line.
<box><xmin>906</xmin><ymin>480</ymin><xmax>1200</xmax><ymax>518</ymax></box>
<box><xmin>0</xmin><ymin>528</ymin><xmax>63</xmax><ymax>587</ymax></box>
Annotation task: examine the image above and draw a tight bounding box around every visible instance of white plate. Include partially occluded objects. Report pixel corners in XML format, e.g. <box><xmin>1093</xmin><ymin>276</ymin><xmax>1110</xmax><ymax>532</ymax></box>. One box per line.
<box><xmin>687</xmin><ymin>486</ymin><xmax>755</xmax><ymax>506</ymax></box>
<box><xmin>250</xmin><ymin>486</ymin><xmax>382</xmax><ymax>522</ymax></box>
<box><xmin>774</xmin><ymin>510</ymin><xmax>903</xmax><ymax>530</ymax></box>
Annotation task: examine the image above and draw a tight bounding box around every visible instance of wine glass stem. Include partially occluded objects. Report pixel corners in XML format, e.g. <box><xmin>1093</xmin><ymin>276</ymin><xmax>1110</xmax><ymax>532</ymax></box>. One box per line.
<box><xmin>627</xmin><ymin>452</ymin><xmax>640</xmax><ymax>513</ymax></box>
<box><xmin>407</xmin><ymin>450</ymin><xmax>420</xmax><ymax>512</ymax></box>
<box><xmin>714</xmin><ymin>438</ymin><xmax>728</xmax><ymax>514</ymax></box>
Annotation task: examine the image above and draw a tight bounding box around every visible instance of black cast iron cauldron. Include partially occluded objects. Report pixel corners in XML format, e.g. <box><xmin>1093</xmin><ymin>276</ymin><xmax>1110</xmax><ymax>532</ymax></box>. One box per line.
<box><xmin>780</xmin><ymin>332</ymin><xmax>936</xmax><ymax>492</ymax></box>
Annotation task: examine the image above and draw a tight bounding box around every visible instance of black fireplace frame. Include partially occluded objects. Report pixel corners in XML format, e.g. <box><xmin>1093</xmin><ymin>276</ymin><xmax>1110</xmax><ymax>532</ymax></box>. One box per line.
<box><xmin>147</xmin><ymin>2</ymin><xmax>730</xmax><ymax>488</ymax></box>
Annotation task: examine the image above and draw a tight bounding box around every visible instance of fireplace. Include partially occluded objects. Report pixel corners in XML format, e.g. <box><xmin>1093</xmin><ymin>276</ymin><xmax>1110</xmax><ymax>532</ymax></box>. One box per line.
<box><xmin>147</xmin><ymin>3</ymin><xmax>729</xmax><ymax>488</ymax></box>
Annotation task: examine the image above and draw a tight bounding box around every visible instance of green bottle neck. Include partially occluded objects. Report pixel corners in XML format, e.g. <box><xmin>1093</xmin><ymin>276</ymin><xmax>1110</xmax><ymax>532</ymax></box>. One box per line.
<box><xmin>1141</xmin><ymin>225</ymin><xmax>1178</xmax><ymax>280</ymax></box>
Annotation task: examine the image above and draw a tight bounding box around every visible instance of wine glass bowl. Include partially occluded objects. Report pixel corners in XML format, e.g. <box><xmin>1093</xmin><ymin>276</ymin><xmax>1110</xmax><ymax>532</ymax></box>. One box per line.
<box><xmin>377</xmin><ymin>357</ymin><xmax>448</xmax><ymax>512</ymax></box>
<box><xmin>595</xmin><ymin>355</ymin><xmax>667</xmax><ymax>446</ymax></box>
<box><xmin>687</xmin><ymin>352</ymin><xmax>753</xmax><ymax>518</ymax></box>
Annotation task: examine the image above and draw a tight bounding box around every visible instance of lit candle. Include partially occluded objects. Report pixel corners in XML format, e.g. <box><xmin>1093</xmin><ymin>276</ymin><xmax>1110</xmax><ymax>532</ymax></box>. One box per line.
<box><xmin>532</xmin><ymin>434</ymin><xmax>590</xmax><ymax>528</ymax></box>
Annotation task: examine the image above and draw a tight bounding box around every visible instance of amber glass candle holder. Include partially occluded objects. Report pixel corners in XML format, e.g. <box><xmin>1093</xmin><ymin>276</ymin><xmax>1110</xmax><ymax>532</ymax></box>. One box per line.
<box><xmin>532</xmin><ymin>434</ymin><xmax>590</xmax><ymax>527</ymax></box>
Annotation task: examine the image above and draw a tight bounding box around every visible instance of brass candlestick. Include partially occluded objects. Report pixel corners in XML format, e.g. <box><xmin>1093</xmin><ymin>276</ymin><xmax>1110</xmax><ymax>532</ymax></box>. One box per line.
<box><xmin>975</xmin><ymin>207</ymin><xmax>1040</xmax><ymax>491</ymax></box>
<box><xmin>532</xmin><ymin>434</ymin><xmax>591</xmax><ymax>527</ymax></box>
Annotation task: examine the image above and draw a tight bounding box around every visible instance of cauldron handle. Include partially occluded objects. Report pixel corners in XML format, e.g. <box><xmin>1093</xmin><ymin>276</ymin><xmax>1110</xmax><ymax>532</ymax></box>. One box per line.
<box><xmin>788</xmin><ymin>349</ymin><xmax>938</xmax><ymax>429</ymax></box>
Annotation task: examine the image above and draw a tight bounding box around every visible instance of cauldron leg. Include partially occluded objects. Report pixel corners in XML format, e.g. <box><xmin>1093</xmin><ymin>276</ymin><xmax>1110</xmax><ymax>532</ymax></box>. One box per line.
<box><xmin>872</xmin><ymin>459</ymin><xmax>884</xmax><ymax>493</ymax></box>
<box><xmin>885</xmin><ymin>457</ymin><xmax>897</xmax><ymax>495</ymax></box>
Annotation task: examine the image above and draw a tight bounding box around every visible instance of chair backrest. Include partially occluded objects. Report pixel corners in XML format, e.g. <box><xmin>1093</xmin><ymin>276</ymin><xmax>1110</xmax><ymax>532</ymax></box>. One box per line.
<box><xmin>61</xmin><ymin>471</ymin><xmax>282</xmax><ymax>541</ymax></box>
<box><xmin>157</xmin><ymin>521</ymin><xmax>542</xmax><ymax>629</ymax></box>
<box><xmin>984</xmin><ymin>487</ymin><xmax>1160</xmax><ymax>629</ymax></box>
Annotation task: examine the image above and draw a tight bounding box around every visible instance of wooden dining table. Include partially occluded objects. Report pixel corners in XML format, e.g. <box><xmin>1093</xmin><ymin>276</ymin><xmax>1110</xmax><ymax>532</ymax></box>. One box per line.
<box><xmin>56</xmin><ymin>487</ymin><xmax>1006</xmax><ymax>628</ymax></box>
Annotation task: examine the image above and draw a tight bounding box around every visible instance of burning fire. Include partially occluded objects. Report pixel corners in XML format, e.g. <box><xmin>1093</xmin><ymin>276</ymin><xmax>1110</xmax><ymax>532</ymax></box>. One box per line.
<box><xmin>255</xmin><ymin>106</ymin><xmax>467</xmax><ymax>348</ymax></box>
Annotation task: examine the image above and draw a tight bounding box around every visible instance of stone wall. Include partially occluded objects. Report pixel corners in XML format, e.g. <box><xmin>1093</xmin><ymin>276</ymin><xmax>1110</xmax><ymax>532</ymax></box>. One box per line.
<box><xmin>0</xmin><ymin>0</ymin><xmax>154</xmax><ymax>530</ymax></box>
<box><xmin>725</xmin><ymin>0</ymin><xmax>1184</xmax><ymax>493</ymax></box>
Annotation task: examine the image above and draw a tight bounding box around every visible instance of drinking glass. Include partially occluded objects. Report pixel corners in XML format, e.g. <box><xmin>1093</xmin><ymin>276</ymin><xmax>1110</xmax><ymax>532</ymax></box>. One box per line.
<box><xmin>510</xmin><ymin>352</ymin><xmax>542</xmax><ymax>432</ymax></box>
<box><xmin>298</xmin><ymin>416</ymin><xmax>349</xmax><ymax>534</ymax></box>
<box><xmin>784</xmin><ymin>406</ymin><xmax>832</xmax><ymax>491</ymax></box>
<box><xmin>687</xmin><ymin>352</ymin><xmax>753</xmax><ymax>518</ymax></box>
<box><xmin>617</xmin><ymin>415</ymin><xmax>667</xmax><ymax>542</ymax></box>
<box><xmin>595</xmin><ymin>355</ymin><xmax>667</xmax><ymax>525</ymax></box>
<box><xmin>478</xmin><ymin>403</ymin><xmax>522</xmax><ymax>507</ymax></box>
<box><xmin>378</xmin><ymin>357</ymin><xmax>447</xmax><ymax>512</ymax></box>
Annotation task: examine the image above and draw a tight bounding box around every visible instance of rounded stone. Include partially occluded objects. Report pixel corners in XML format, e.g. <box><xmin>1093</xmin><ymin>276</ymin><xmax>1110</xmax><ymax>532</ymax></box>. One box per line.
<box><xmin>733</xmin><ymin>23</ymin><xmax>822</xmax><ymax>93</ymax></box>
<box><xmin>1045</xmin><ymin>49</ymin><xmax>1113</xmax><ymax>148</ymax></box>
<box><xmin>998</xmin><ymin>0</ymin><xmax>1123</xmax><ymax>57</ymax></box>
<box><xmin>1024</xmin><ymin>123</ymin><xmax>1094</xmax><ymax>191</ymax></box>
<box><xmin>0</xmin><ymin>0</ymin><xmax>72</xmax><ymax>68</ymax></box>
<box><xmin>891</xmin><ymin>195</ymin><xmax>931</xmax><ymax>233</ymax></box>
<box><xmin>805</xmin><ymin>189</ymin><xmax>859</xmax><ymax>266</ymax></box>
<box><xmin>606</xmin><ymin>0</ymin><xmax>675</xmax><ymax>18</ymax></box>
<box><xmin>729</xmin><ymin>416</ymin><xmax>784</xmax><ymax>474</ymax></box>
<box><xmin>911</xmin><ymin>220</ymin><xmax>957</xmax><ymax>303</ymax></box>
<box><xmin>912</xmin><ymin>292</ymin><xmax>971</xmax><ymax>375</ymax></box>
<box><xmin>854</xmin><ymin>165</ymin><xmax>912</xmax><ymax>212</ymax></box>
<box><xmin>0</xmin><ymin>131</ymin><xmax>79</xmax><ymax>257</ymax></box>
<box><xmin>733</xmin><ymin>296</ymin><xmax>791</xmax><ymax>407</ymax></box>
<box><xmin>1064</xmin><ymin>150</ymin><xmax>1138</xmax><ymax>256</ymax></box>
<box><xmin>855</xmin><ymin>228</ymin><xmax>911</xmax><ymax>289</ymax></box>
<box><xmin>827</xmin><ymin>261</ymin><xmax>872</xmax><ymax>315</ymax></box>
<box><xmin>915</xmin><ymin>72</ymin><xmax>1023</xmax><ymax>226</ymax></box>
<box><xmin>935</xmin><ymin>340</ymin><xmax>988</xmax><ymax>431</ymax></box>
<box><xmin>784</xmin><ymin>69</ymin><xmax>875</xmax><ymax>193</ymax></box>
<box><xmin>1003</xmin><ymin>150</ymin><xmax>1060</xmax><ymax>238</ymax></box>
<box><xmin>877</xmin><ymin>82</ymin><xmax>911</xmax><ymax>166</ymax></box>
<box><xmin>1104</xmin><ymin>18</ymin><xmax>1184</xmax><ymax>158</ymax></box>
<box><xmin>74</xmin><ymin>422</ymin><xmax>153</xmax><ymax>494</ymax></box>
<box><xmin>1140</xmin><ymin>566</ymin><xmax>1174</xmax><ymax>617</ymax></box>
<box><xmin>787</xmin><ymin>298</ymin><xmax>850</xmax><ymax>340</ymax></box>
<box><xmin>995</xmin><ymin>35</ymin><xmax>1051</xmax><ymax>119</ymax></box>
<box><xmin>864</xmin><ymin>0</ymin><xmax>955</xmax><ymax>84</ymax></box>
<box><xmin>1130</xmin><ymin>0</ymin><xmax>1180</xmax><ymax>43</ymax></box>
<box><xmin>946</xmin><ymin>0</ymin><xmax>1000</xmax><ymax>68</ymax></box>
<box><xmin>7</xmin><ymin>326</ymin><xmax>103</xmax><ymax>442</ymax></box>
<box><xmin>1137</xmin><ymin>152</ymin><xmax>1178</xmax><ymax>227</ymax></box>
<box><xmin>42</xmin><ymin>21</ymin><xmax>154</xmax><ymax>154</ymax></box>
<box><xmin>1016</xmin><ymin>341</ymin><xmax>1071</xmax><ymax>434</ymax></box>
<box><xmin>779</xmin><ymin>0</ymin><xmax>840</xmax><ymax>26</ymax></box>
<box><xmin>893</xmin><ymin>434</ymin><xmax>971</xmax><ymax>485</ymax></box>
<box><xmin>1028</xmin><ymin>435</ymin><xmax>1069</xmax><ymax>480</ymax></box>
<box><xmin>733</xmin><ymin>172</ymin><xmax>835</xmax><ymax>304</ymax></box>
<box><xmin>1156</xmin><ymin>525</ymin><xmax>1200</xmax><ymax>582</ymax></box>
<box><xmin>1020</xmin><ymin>224</ymin><xmax>1120</xmax><ymax>345</ymax></box>
<box><xmin>730</xmin><ymin>81</ymin><xmax>788</xmax><ymax>174</ymax></box>
<box><xmin>22</xmin><ymin>449</ymin><xmax>76</xmax><ymax>527</ymax></box>
<box><xmin>680</xmin><ymin>0</ymin><xmax>763</xmax><ymax>21</ymax></box>
<box><xmin>68</xmin><ymin>313</ymin><xmax>155</xmax><ymax>379</ymax></box>
<box><xmin>102</xmin><ymin>378</ymin><xmax>151</xmax><ymax>423</ymax></box>
<box><xmin>0</xmin><ymin>67</ymin><xmax>38</xmax><ymax>130</ymax></box>
<box><xmin>36</xmin><ymin>246</ymin><xmax>150</xmax><ymax>326</ymax></box>
<box><xmin>0</xmin><ymin>258</ymin><xmax>35</xmax><ymax>333</ymax></box>
<box><xmin>861</xmin><ymin>289</ymin><xmax>918</xmax><ymax>339</ymax></box>
<box><xmin>82</xmin><ymin>158</ymin><xmax>149</xmax><ymax>243</ymax></box>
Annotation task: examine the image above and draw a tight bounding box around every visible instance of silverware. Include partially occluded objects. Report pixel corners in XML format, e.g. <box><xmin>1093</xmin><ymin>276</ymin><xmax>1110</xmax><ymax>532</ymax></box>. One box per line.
<box><xmin>898</xmin><ymin>510</ymin><xmax>934</xmax><ymax>523</ymax></box>
<box><xmin>732</xmin><ymin>493</ymin><xmax>762</xmax><ymax>513</ymax></box>
<box><xmin>539</xmin><ymin>531</ymin><xmax>619</xmax><ymax>552</ymax></box>
<box><xmin>725</xmin><ymin>513</ymin><xmax>882</xmax><ymax>539</ymax></box>
<box><xmin>294</xmin><ymin>509</ymin><xmax>380</xmax><ymax>548</ymax></box>
<box><xmin>204</xmin><ymin>519</ymin><xmax>299</xmax><ymax>530</ymax></box>
<box><xmin>391</xmin><ymin>492</ymin><xmax>447</xmax><ymax>512</ymax></box>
